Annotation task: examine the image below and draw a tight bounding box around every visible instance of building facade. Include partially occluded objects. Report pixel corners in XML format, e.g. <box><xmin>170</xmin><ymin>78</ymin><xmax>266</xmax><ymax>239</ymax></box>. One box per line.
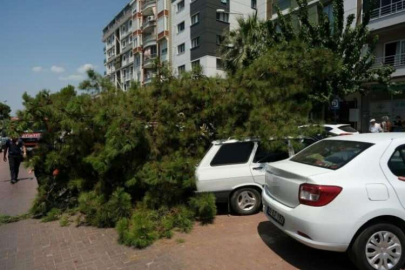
<box><xmin>257</xmin><ymin>0</ymin><xmax>405</xmax><ymax>132</ymax></box>
<box><xmin>103</xmin><ymin>0</ymin><xmax>257</xmax><ymax>88</ymax></box>
<box><xmin>360</xmin><ymin>0</ymin><xmax>405</xmax><ymax>131</ymax></box>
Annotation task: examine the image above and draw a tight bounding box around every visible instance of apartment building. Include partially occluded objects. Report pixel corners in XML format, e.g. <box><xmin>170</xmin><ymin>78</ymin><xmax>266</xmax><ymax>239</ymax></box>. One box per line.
<box><xmin>257</xmin><ymin>0</ymin><xmax>405</xmax><ymax>132</ymax></box>
<box><xmin>359</xmin><ymin>0</ymin><xmax>405</xmax><ymax>131</ymax></box>
<box><xmin>103</xmin><ymin>0</ymin><xmax>256</xmax><ymax>87</ymax></box>
<box><xmin>103</xmin><ymin>2</ymin><xmax>135</xmax><ymax>90</ymax></box>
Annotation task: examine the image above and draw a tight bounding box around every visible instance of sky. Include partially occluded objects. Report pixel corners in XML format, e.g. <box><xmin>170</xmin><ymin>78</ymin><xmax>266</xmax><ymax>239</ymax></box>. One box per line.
<box><xmin>0</xmin><ymin>0</ymin><xmax>129</xmax><ymax>114</ymax></box>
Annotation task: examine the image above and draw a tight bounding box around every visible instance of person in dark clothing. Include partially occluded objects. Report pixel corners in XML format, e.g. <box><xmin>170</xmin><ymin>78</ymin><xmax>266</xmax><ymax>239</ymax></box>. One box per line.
<box><xmin>3</xmin><ymin>137</ymin><xmax>26</xmax><ymax>184</ymax></box>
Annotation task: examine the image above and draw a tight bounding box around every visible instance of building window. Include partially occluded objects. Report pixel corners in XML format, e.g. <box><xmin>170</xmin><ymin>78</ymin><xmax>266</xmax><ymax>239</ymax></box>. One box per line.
<box><xmin>384</xmin><ymin>40</ymin><xmax>405</xmax><ymax>66</ymax></box>
<box><xmin>177</xmin><ymin>0</ymin><xmax>185</xmax><ymax>12</ymax></box>
<box><xmin>273</xmin><ymin>0</ymin><xmax>291</xmax><ymax>15</ymax></box>
<box><xmin>251</xmin><ymin>0</ymin><xmax>257</xmax><ymax>9</ymax></box>
<box><xmin>191</xmin><ymin>13</ymin><xmax>199</xmax><ymax>25</ymax></box>
<box><xmin>216</xmin><ymin>58</ymin><xmax>224</xmax><ymax>70</ymax></box>
<box><xmin>323</xmin><ymin>4</ymin><xmax>334</xmax><ymax>25</ymax></box>
<box><xmin>123</xmin><ymin>55</ymin><xmax>126</xmax><ymax>61</ymax></box>
<box><xmin>178</xmin><ymin>65</ymin><xmax>186</xmax><ymax>73</ymax></box>
<box><xmin>177</xmin><ymin>43</ymin><xmax>186</xmax><ymax>54</ymax></box>
<box><xmin>191</xmin><ymin>37</ymin><xmax>200</xmax><ymax>49</ymax></box>
<box><xmin>216</xmin><ymin>12</ymin><xmax>229</xmax><ymax>23</ymax></box>
<box><xmin>216</xmin><ymin>35</ymin><xmax>224</xmax><ymax>45</ymax></box>
<box><xmin>177</xmin><ymin>21</ymin><xmax>185</xmax><ymax>33</ymax></box>
<box><xmin>191</xmin><ymin>60</ymin><xmax>200</xmax><ymax>70</ymax></box>
<box><xmin>135</xmin><ymin>55</ymin><xmax>141</xmax><ymax>67</ymax></box>
<box><xmin>162</xmin><ymin>48</ymin><xmax>168</xmax><ymax>55</ymax></box>
<box><xmin>130</xmin><ymin>51</ymin><xmax>133</xmax><ymax>57</ymax></box>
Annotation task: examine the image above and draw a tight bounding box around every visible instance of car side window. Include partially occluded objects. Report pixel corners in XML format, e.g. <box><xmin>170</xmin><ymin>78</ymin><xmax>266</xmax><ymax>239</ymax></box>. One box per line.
<box><xmin>253</xmin><ymin>143</ymin><xmax>289</xmax><ymax>164</ymax></box>
<box><xmin>388</xmin><ymin>147</ymin><xmax>405</xmax><ymax>177</ymax></box>
<box><xmin>210</xmin><ymin>142</ymin><xmax>254</xmax><ymax>166</ymax></box>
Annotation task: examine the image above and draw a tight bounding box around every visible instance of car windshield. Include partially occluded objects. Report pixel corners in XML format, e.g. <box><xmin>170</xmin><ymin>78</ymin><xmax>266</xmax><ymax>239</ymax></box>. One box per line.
<box><xmin>291</xmin><ymin>140</ymin><xmax>373</xmax><ymax>170</ymax></box>
<box><xmin>339</xmin><ymin>125</ymin><xmax>358</xmax><ymax>133</ymax></box>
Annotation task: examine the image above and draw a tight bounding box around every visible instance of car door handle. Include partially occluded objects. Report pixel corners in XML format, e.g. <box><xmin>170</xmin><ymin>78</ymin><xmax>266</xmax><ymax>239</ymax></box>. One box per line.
<box><xmin>253</xmin><ymin>167</ymin><xmax>263</xmax><ymax>170</ymax></box>
<box><xmin>399</xmin><ymin>176</ymin><xmax>405</xmax><ymax>181</ymax></box>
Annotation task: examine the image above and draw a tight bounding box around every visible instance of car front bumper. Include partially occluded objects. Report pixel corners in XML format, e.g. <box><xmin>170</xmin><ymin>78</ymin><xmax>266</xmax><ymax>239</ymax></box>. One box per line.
<box><xmin>262</xmin><ymin>188</ymin><xmax>350</xmax><ymax>252</ymax></box>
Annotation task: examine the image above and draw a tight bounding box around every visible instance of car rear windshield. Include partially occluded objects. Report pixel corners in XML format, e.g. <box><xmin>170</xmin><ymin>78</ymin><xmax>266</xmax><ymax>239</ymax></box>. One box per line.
<box><xmin>291</xmin><ymin>140</ymin><xmax>373</xmax><ymax>170</ymax></box>
<box><xmin>339</xmin><ymin>125</ymin><xmax>358</xmax><ymax>133</ymax></box>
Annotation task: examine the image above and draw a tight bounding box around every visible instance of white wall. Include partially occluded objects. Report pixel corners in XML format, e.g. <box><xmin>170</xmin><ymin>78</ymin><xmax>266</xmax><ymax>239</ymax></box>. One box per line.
<box><xmin>343</xmin><ymin>0</ymin><xmax>358</xmax><ymax>26</ymax></box>
<box><xmin>229</xmin><ymin>0</ymin><xmax>257</xmax><ymax>30</ymax></box>
<box><xmin>171</xmin><ymin>0</ymin><xmax>191</xmax><ymax>74</ymax></box>
<box><xmin>198</xmin><ymin>55</ymin><xmax>226</xmax><ymax>78</ymax></box>
<box><xmin>257</xmin><ymin>0</ymin><xmax>268</xmax><ymax>20</ymax></box>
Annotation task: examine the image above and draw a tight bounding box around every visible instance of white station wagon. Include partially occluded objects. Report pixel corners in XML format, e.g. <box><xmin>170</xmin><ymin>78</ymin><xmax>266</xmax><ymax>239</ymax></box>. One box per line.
<box><xmin>196</xmin><ymin>138</ymin><xmax>316</xmax><ymax>215</ymax></box>
<box><xmin>263</xmin><ymin>133</ymin><xmax>405</xmax><ymax>270</ymax></box>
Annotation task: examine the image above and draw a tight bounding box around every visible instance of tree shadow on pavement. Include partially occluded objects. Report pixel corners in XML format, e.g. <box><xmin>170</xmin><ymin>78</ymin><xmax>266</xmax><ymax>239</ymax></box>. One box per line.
<box><xmin>257</xmin><ymin>221</ymin><xmax>357</xmax><ymax>270</ymax></box>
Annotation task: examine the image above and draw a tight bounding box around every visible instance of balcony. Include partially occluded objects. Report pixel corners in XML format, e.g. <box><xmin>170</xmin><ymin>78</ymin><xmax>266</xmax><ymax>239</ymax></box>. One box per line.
<box><xmin>371</xmin><ymin>1</ymin><xmax>405</xmax><ymax>20</ymax></box>
<box><xmin>373</xmin><ymin>53</ymin><xmax>405</xmax><ymax>77</ymax></box>
<box><xmin>143</xmin><ymin>34</ymin><xmax>157</xmax><ymax>48</ymax></box>
<box><xmin>142</xmin><ymin>16</ymin><xmax>156</xmax><ymax>33</ymax></box>
<box><xmin>369</xmin><ymin>0</ymin><xmax>405</xmax><ymax>31</ymax></box>
<box><xmin>143</xmin><ymin>54</ymin><xmax>157</xmax><ymax>68</ymax></box>
<box><xmin>142</xmin><ymin>0</ymin><xmax>156</xmax><ymax>16</ymax></box>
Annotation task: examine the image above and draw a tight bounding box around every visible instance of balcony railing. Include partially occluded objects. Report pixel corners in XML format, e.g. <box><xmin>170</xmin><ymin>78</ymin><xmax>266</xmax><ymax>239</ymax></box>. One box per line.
<box><xmin>142</xmin><ymin>17</ymin><xmax>156</xmax><ymax>31</ymax></box>
<box><xmin>143</xmin><ymin>54</ymin><xmax>157</xmax><ymax>67</ymax></box>
<box><xmin>142</xmin><ymin>0</ymin><xmax>156</xmax><ymax>12</ymax></box>
<box><xmin>371</xmin><ymin>0</ymin><xmax>405</xmax><ymax>20</ymax></box>
<box><xmin>373</xmin><ymin>53</ymin><xmax>405</xmax><ymax>68</ymax></box>
<box><xmin>143</xmin><ymin>34</ymin><xmax>157</xmax><ymax>47</ymax></box>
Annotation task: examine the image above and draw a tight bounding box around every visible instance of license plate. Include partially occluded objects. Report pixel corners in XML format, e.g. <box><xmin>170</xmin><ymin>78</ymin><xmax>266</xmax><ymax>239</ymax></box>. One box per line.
<box><xmin>267</xmin><ymin>206</ymin><xmax>285</xmax><ymax>226</ymax></box>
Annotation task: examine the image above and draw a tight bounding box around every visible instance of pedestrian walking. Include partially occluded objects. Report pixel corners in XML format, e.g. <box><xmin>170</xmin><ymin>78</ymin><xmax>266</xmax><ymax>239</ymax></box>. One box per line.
<box><xmin>3</xmin><ymin>136</ymin><xmax>26</xmax><ymax>184</ymax></box>
<box><xmin>369</xmin><ymin>119</ymin><xmax>383</xmax><ymax>133</ymax></box>
<box><xmin>393</xmin><ymin>115</ymin><xmax>404</xmax><ymax>132</ymax></box>
<box><xmin>381</xmin><ymin>116</ymin><xmax>392</xmax><ymax>132</ymax></box>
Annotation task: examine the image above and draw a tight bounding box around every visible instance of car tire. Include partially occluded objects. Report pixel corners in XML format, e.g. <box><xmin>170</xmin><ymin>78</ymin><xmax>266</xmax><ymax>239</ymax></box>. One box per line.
<box><xmin>230</xmin><ymin>188</ymin><xmax>261</xmax><ymax>215</ymax></box>
<box><xmin>349</xmin><ymin>223</ymin><xmax>405</xmax><ymax>270</ymax></box>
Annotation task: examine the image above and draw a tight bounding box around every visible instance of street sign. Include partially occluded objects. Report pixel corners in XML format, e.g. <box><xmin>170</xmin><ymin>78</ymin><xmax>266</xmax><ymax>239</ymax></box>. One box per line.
<box><xmin>330</xmin><ymin>98</ymin><xmax>340</xmax><ymax>110</ymax></box>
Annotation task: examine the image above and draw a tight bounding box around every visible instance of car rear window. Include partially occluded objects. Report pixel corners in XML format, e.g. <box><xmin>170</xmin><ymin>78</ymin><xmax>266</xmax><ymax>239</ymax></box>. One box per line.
<box><xmin>211</xmin><ymin>142</ymin><xmax>254</xmax><ymax>166</ymax></box>
<box><xmin>339</xmin><ymin>125</ymin><xmax>358</xmax><ymax>133</ymax></box>
<box><xmin>291</xmin><ymin>140</ymin><xmax>373</xmax><ymax>170</ymax></box>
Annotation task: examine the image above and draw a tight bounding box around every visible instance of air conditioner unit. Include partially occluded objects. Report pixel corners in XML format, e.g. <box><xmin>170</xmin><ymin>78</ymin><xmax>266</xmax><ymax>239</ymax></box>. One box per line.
<box><xmin>147</xmin><ymin>16</ymin><xmax>155</xmax><ymax>21</ymax></box>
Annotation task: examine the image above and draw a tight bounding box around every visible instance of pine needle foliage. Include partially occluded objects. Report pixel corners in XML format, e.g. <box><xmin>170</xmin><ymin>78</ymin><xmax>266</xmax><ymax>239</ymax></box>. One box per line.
<box><xmin>15</xmin><ymin>41</ymin><xmax>336</xmax><ymax>248</ymax></box>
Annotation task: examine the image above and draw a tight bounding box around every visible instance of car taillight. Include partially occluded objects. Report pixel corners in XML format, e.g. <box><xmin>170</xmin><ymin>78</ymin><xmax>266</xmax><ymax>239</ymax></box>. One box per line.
<box><xmin>339</xmin><ymin>133</ymin><xmax>353</xmax><ymax>136</ymax></box>
<box><xmin>299</xmin><ymin>184</ymin><xmax>342</xmax><ymax>207</ymax></box>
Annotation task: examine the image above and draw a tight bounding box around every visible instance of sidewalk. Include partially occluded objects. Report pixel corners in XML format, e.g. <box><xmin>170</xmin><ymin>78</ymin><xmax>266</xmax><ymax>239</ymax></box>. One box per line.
<box><xmin>0</xmin><ymin>157</ymin><xmax>38</xmax><ymax>216</ymax></box>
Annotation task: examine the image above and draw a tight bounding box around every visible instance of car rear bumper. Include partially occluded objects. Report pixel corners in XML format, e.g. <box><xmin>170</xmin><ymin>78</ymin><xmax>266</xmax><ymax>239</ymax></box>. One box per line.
<box><xmin>262</xmin><ymin>188</ymin><xmax>350</xmax><ymax>252</ymax></box>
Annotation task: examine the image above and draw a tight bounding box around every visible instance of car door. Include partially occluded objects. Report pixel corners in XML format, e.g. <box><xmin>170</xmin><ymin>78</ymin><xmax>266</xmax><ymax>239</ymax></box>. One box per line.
<box><xmin>381</xmin><ymin>142</ymin><xmax>405</xmax><ymax>209</ymax></box>
<box><xmin>207</xmin><ymin>141</ymin><xmax>256</xmax><ymax>192</ymax></box>
<box><xmin>250</xmin><ymin>141</ymin><xmax>289</xmax><ymax>185</ymax></box>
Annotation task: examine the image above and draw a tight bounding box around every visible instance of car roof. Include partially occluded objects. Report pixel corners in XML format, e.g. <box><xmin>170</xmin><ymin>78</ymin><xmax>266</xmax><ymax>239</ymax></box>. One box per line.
<box><xmin>212</xmin><ymin>136</ymin><xmax>311</xmax><ymax>145</ymax></box>
<box><xmin>324</xmin><ymin>133</ymin><xmax>405</xmax><ymax>144</ymax></box>
<box><xmin>323</xmin><ymin>124</ymin><xmax>350</xmax><ymax>128</ymax></box>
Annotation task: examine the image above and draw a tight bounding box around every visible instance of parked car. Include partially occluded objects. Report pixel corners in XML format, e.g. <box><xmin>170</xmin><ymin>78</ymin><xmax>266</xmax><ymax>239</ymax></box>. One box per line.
<box><xmin>323</xmin><ymin>124</ymin><xmax>359</xmax><ymax>136</ymax></box>
<box><xmin>263</xmin><ymin>133</ymin><xmax>405</xmax><ymax>270</ymax></box>
<box><xmin>195</xmin><ymin>138</ymin><xmax>316</xmax><ymax>215</ymax></box>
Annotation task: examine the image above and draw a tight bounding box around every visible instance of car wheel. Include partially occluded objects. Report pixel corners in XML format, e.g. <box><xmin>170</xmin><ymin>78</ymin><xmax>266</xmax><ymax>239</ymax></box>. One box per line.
<box><xmin>230</xmin><ymin>188</ymin><xmax>261</xmax><ymax>215</ymax></box>
<box><xmin>350</xmin><ymin>223</ymin><xmax>405</xmax><ymax>270</ymax></box>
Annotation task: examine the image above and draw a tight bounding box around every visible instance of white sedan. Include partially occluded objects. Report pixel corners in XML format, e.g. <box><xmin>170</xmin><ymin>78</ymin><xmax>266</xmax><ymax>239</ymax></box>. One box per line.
<box><xmin>262</xmin><ymin>133</ymin><xmax>405</xmax><ymax>270</ymax></box>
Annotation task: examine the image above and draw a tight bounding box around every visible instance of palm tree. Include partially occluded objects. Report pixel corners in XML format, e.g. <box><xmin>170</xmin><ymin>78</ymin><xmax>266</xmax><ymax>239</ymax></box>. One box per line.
<box><xmin>219</xmin><ymin>14</ymin><xmax>274</xmax><ymax>74</ymax></box>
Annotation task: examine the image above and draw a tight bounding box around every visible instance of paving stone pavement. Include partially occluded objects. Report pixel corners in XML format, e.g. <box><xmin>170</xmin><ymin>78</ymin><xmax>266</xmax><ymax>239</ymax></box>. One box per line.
<box><xmin>0</xmin><ymin>154</ymin><xmax>357</xmax><ymax>270</ymax></box>
<box><xmin>0</xmin><ymin>213</ymin><xmax>357</xmax><ymax>270</ymax></box>
<box><xmin>0</xmin><ymin>157</ymin><xmax>38</xmax><ymax>216</ymax></box>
